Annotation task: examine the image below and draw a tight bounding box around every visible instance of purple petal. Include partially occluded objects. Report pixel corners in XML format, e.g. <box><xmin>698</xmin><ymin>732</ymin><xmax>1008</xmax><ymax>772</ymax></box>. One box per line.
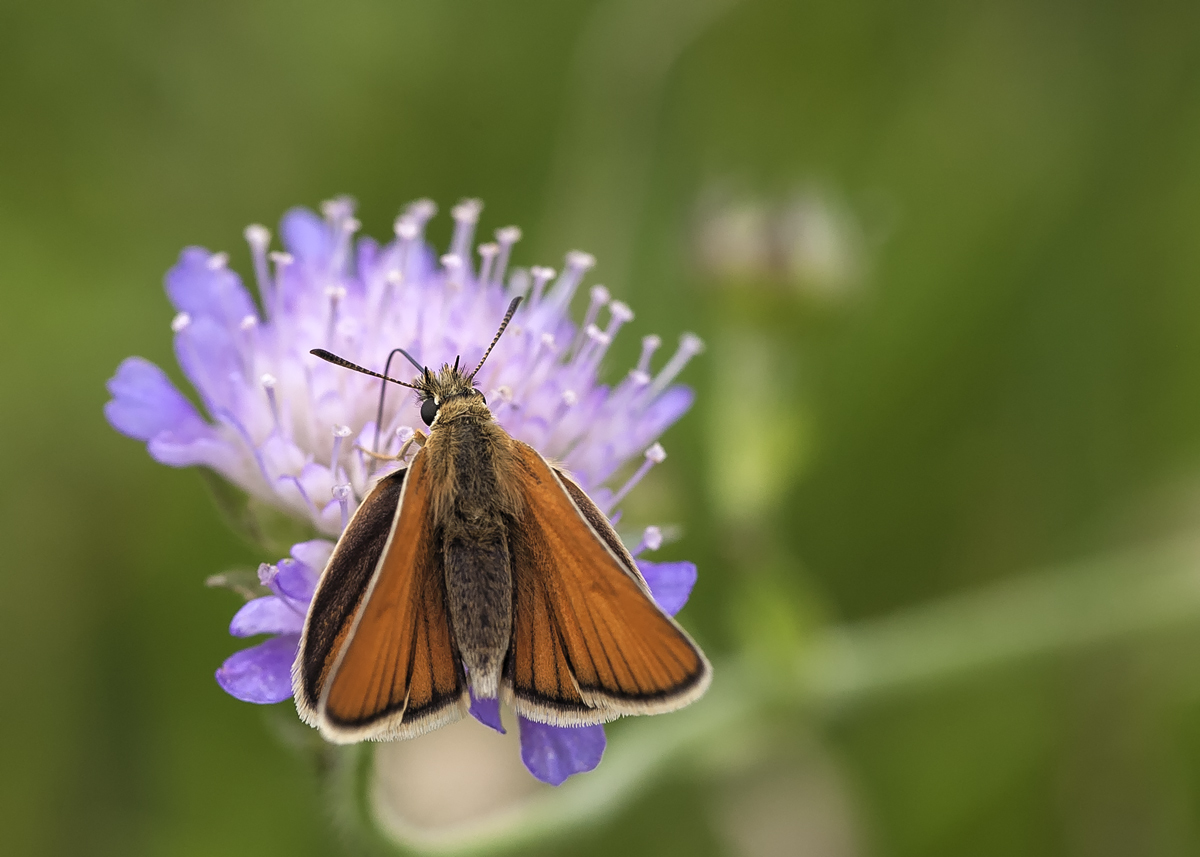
<box><xmin>518</xmin><ymin>719</ymin><xmax>606</xmax><ymax>786</ymax></box>
<box><xmin>173</xmin><ymin>315</ymin><xmax>244</xmax><ymax>413</ymax></box>
<box><xmin>270</xmin><ymin>537</ymin><xmax>331</xmax><ymax>597</ymax></box>
<box><xmin>215</xmin><ymin>635</ymin><xmax>299</xmax><ymax>704</ymax></box>
<box><xmin>637</xmin><ymin>385</ymin><xmax>695</xmax><ymax>444</ymax></box>
<box><xmin>290</xmin><ymin>540</ymin><xmax>334</xmax><ymax>575</ymax></box>
<box><xmin>229</xmin><ymin>596</ymin><xmax>305</xmax><ymax>637</ymax></box>
<box><xmin>468</xmin><ymin>692</ymin><xmax>506</xmax><ymax>734</ymax></box>
<box><xmin>281</xmin><ymin>207</ymin><xmax>333</xmax><ymax>267</ymax></box>
<box><xmin>146</xmin><ymin>430</ymin><xmax>239</xmax><ymax>471</ymax></box>
<box><xmin>166</xmin><ymin>246</ymin><xmax>256</xmax><ymax>328</ymax></box>
<box><xmin>637</xmin><ymin>560</ymin><xmax>698</xmax><ymax>617</ymax></box>
<box><xmin>104</xmin><ymin>357</ymin><xmax>209</xmax><ymax>441</ymax></box>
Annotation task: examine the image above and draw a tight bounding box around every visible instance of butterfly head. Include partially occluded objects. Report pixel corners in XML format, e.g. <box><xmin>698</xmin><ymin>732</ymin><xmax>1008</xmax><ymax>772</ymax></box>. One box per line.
<box><xmin>414</xmin><ymin>361</ymin><xmax>488</xmax><ymax>427</ymax></box>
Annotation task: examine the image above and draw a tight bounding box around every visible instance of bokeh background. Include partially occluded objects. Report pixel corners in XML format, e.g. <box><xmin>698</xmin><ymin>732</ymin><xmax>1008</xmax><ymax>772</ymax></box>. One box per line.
<box><xmin>7</xmin><ymin>0</ymin><xmax>1200</xmax><ymax>855</ymax></box>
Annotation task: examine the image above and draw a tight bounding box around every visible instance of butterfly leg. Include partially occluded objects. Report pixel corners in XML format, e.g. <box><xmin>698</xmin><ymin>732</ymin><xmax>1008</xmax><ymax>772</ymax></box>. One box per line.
<box><xmin>356</xmin><ymin>429</ymin><xmax>427</xmax><ymax>465</ymax></box>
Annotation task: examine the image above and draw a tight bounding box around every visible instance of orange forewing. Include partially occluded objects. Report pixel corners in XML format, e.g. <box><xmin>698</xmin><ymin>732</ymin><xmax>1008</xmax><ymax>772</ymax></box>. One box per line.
<box><xmin>297</xmin><ymin>450</ymin><xmax>467</xmax><ymax>742</ymax></box>
<box><xmin>505</xmin><ymin>442</ymin><xmax>710</xmax><ymax>724</ymax></box>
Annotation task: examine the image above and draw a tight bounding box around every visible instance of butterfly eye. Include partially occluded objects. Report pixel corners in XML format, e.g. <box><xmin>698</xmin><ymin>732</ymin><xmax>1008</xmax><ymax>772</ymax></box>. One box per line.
<box><xmin>420</xmin><ymin>398</ymin><xmax>439</xmax><ymax>426</ymax></box>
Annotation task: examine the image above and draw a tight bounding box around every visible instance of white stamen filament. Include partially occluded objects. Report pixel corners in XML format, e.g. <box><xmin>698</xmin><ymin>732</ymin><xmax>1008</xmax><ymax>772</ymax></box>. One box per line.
<box><xmin>577</xmin><ymin>324</ymin><xmax>613</xmax><ymax>375</ymax></box>
<box><xmin>325</xmin><ymin>285</ymin><xmax>346</xmax><ymax>346</ymax></box>
<box><xmin>405</xmin><ymin>199</ymin><xmax>438</xmax><ymax>243</ymax></box>
<box><xmin>529</xmin><ymin>266</ymin><xmax>555</xmax><ymax>305</ymax></box>
<box><xmin>450</xmin><ymin>199</ymin><xmax>483</xmax><ymax>263</ymax></box>
<box><xmin>330</xmin><ymin>424</ymin><xmax>352</xmax><ymax>475</ymax></box>
<box><xmin>604</xmin><ymin>444</ymin><xmax>667</xmax><ymax>514</ymax></box>
<box><xmin>570</xmin><ymin>285</ymin><xmax>611</xmax><ymax>357</ymax></box>
<box><xmin>239</xmin><ymin>314</ymin><xmax>259</xmax><ymax>380</ymax></box>
<box><xmin>494</xmin><ymin>226</ymin><xmax>522</xmax><ymax>286</ymax></box>
<box><xmin>333</xmin><ymin>483</ymin><xmax>352</xmax><ymax>532</ymax></box>
<box><xmin>636</xmin><ymin>335</ymin><xmax>661</xmax><ymax>376</ymax></box>
<box><xmin>545</xmin><ymin>250</ymin><xmax>596</xmax><ymax>312</ymax></box>
<box><xmin>269</xmin><ymin>252</ymin><xmax>293</xmax><ymax>319</ymax></box>
<box><xmin>605</xmin><ymin>301</ymin><xmax>634</xmax><ymax>341</ymax></box>
<box><xmin>477</xmin><ymin>243</ymin><xmax>499</xmax><ymax>286</ymax></box>
<box><xmin>644</xmin><ymin>334</ymin><xmax>704</xmax><ymax>402</ymax></box>
<box><xmin>261</xmin><ymin>373</ymin><xmax>281</xmax><ymax>433</ymax></box>
<box><xmin>244</xmin><ymin>225</ymin><xmax>272</xmax><ymax>313</ymax></box>
<box><xmin>442</xmin><ymin>254</ymin><xmax>465</xmax><ymax>291</ymax></box>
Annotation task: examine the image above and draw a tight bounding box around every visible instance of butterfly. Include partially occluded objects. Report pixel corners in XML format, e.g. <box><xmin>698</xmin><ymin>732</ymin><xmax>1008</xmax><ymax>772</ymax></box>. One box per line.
<box><xmin>294</xmin><ymin>297</ymin><xmax>710</xmax><ymax>741</ymax></box>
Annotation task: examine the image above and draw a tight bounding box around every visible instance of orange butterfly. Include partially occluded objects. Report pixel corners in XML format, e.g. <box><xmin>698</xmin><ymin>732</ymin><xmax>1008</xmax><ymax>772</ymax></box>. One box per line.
<box><xmin>295</xmin><ymin>297</ymin><xmax>710</xmax><ymax>741</ymax></box>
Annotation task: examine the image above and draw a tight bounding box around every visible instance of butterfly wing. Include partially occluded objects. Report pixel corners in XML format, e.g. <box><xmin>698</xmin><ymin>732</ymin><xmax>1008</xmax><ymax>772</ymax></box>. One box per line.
<box><xmin>293</xmin><ymin>451</ymin><xmax>467</xmax><ymax>742</ymax></box>
<box><xmin>505</xmin><ymin>441</ymin><xmax>711</xmax><ymax>725</ymax></box>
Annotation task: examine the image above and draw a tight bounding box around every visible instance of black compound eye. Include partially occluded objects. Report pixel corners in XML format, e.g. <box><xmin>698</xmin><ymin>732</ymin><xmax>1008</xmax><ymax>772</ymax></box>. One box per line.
<box><xmin>420</xmin><ymin>398</ymin><xmax>439</xmax><ymax>426</ymax></box>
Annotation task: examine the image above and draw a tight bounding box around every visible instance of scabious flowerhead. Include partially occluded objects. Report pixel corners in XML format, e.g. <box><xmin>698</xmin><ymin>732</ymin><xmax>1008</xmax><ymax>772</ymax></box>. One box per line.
<box><xmin>105</xmin><ymin>197</ymin><xmax>702</xmax><ymax>786</ymax></box>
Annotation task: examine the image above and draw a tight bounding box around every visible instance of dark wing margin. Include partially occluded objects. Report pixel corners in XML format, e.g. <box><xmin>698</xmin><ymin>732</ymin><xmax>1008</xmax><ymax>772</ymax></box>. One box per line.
<box><xmin>293</xmin><ymin>453</ymin><xmax>467</xmax><ymax>742</ymax></box>
<box><xmin>294</xmin><ymin>468</ymin><xmax>406</xmax><ymax>718</ymax></box>
<box><xmin>504</xmin><ymin>441</ymin><xmax>711</xmax><ymax>726</ymax></box>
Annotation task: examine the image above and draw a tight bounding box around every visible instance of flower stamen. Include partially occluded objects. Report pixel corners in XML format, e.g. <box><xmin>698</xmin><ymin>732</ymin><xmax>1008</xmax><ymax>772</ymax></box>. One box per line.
<box><xmin>529</xmin><ymin>266</ymin><xmax>556</xmax><ymax>306</ymax></box>
<box><xmin>450</xmin><ymin>199</ymin><xmax>483</xmax><ymax>263</ymax></box>
<box><xmin>645</xmin><ymin>334</ymin><xmax>704</xmax><ymax>403</ymax></box>
<box><xmin>494</xmin><ymin>226</ymin><xmax>522</xmax><ymax>287</ymax></box>
<box><xmin>634</xmin><ymin>525</ymin><xmax>664</xmax><ymax>557</ymax></box>
<box><xmin>244</xmin><ymin>224</ymin><xmax>273</xmax><ymax>313</ymax></box>
<box><xmin>603</xmin><ymin>443</ymin><xmax>667</xmax><ymax>515</ymax></box>
<box><xmin>570</xmin><ymin>286</ymin><xmax>611</xmax><ymax>358</ymax></box>
<box><xmin>477</xmin><ymin>243</ymin><xmax>499</xmax><ymax>287</ymax></box>
<box><xmin>330</xmin><ymin>424</ymin><xmax>352</xmax><ymax>476</ymax></box>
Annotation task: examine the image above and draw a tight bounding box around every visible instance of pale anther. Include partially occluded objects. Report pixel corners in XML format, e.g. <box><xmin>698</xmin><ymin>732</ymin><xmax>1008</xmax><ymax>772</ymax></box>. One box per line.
<box><xmin>171</xmin><ymin>312</ymin><xmax>192</xmax><ymax>333</ymax></box>
<box><xmin>244</xmin><ymin>224</ymin><xmax>270</xmax><ymax>248</ymax></box>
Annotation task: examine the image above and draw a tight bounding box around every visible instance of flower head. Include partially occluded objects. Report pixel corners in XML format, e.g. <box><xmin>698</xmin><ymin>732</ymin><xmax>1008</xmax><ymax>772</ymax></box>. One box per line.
<box><xmin>106</xmin><ymin>197</ymin><xmax>703</xmax><ymax>785</ymax></box>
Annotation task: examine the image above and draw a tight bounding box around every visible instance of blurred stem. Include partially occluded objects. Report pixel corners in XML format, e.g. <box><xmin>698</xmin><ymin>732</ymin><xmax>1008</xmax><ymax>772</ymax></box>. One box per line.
<box><xmin>800</xmin><ymin>535</ymin><xmax>1200</xmax><ymax>708</ymax></box>
<box><xmin>538</xmin><ymin>0</ymin><xmax>743</xmax><ymax>283</ymax></box>
<box><xmin>379</xmin><ymin>535</ymin><xmax>1200</xmax><ymax>854</ymax></box>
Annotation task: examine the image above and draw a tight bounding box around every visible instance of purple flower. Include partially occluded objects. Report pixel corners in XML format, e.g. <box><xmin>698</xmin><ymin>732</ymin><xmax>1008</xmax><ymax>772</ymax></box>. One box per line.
<box><xmin>108</xmin><ymin>197</ymin><xmax>703</xmax><ymax>785</ymax></box>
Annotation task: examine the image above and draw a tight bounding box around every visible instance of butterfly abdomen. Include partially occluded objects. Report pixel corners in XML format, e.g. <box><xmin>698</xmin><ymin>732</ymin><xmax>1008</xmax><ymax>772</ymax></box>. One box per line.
<box><xmin>431</xmin><ymin>411</ymin><xmax>521</xmax><ymax>700</ymax></box>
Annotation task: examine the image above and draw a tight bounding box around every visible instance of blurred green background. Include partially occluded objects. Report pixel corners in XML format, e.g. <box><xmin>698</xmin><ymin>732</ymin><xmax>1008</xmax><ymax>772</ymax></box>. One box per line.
<box><xmin>7</xmin><ymin>0</ymin><xmax>1200</xmax><ymax>854</ymax></box>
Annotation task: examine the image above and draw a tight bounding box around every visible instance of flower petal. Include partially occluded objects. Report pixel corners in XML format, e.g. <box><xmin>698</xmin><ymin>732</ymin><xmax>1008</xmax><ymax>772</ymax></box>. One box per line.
<box><xmin>290</xmin><ymin>539</ymin><xmax>335</xmax><ymax>574</ymax></box>
<box><xmin>281</xmin><ymin>207</ymin><xmax>334</xmax><ymax>268</ymax></box>
<box><xmin>166</xmin><ymin>246</ymin><xmax>256</xmax><ymax>328</ymax></box>
<box><xmin>274</xmin><ymin>540</ymin><xmax>332</xmax><ymax>602</ymax></box>
<box><xmin>215</xmin><ymin>635</ymin><xmax>299</xmax><ymax>704</ymax></box>
<box><xmin>518</xmin><ymin>719</ymin><xmax>606</xmax><ymax>786</ymax></box>
<box><xmin>637</xmin><ymin>560</ymin><xmax>698</xmax><ymax>617</ymax></box>
<box><xmin>229</xmin><ymin>596</ymin><xmax>305</xmax><ymax>637</ymax></box>
<box><xmin>468</xmin><ymin>692</ymin><xmax>506</xmax><ymax>734</ymax></box>
<box><xmin>104</xmin><ymin>357</ymin><xmax>209</xmax><ymax>441</ymax></box>
<box><xmin>147</xmin><ymin>430</ymin><xmax>241</xmax><ymax>472</ymax></box>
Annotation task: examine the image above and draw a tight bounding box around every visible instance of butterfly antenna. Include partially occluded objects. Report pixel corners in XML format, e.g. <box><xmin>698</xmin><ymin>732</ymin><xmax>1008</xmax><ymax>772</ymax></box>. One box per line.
<box><xmin>469</xmin><ymin>296</ymin><xmax>523</xmax><ymax>380</ymax></box>
<box><xmin>372</xmin><ymin>348</ymin><xmax>426</xmax><ymax>456</ymax></box>
<box><xmin>311</xmin><ymin>349</ymin><xmax>420</xmax><ymax>390</ymax></box>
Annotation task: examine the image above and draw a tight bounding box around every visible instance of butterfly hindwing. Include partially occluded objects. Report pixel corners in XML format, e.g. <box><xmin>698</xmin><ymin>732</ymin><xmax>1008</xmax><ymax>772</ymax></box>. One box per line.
<box><xmin>505</xmin><ymin>441</ymin><xmax>711</xmax><ymax>725</ymax></box>
<box><xmin>294</xmin><ymin>451</ymin><xmax>467</xmax><ymax>742</ymax></box>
